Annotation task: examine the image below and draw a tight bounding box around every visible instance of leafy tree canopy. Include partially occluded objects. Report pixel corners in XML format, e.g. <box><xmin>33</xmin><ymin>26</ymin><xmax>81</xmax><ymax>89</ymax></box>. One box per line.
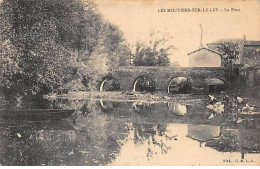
<box><xmin>217</xmin><ymin>41</ymin><xmax>241</xmax><ymax>67</ymax></box>
<box><xmin>133</xmin><ymin>30</ymin><xmax>175</xmax><ymax>66</ymax></box>
<box><xmin>0</xmin><ymin>0</ymin><xmax>130</xmax><ymax>97</ymax></box>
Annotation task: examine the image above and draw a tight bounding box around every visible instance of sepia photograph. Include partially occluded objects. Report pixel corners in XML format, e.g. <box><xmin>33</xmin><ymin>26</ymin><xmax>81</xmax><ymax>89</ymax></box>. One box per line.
<box><xmin>0</xmin><ymin>0</ymin><xmax>260</xmax><ymax>166</ymax></box>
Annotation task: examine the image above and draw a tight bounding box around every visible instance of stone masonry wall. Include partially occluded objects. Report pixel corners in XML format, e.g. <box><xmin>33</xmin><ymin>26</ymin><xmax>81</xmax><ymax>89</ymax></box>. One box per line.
<box><xmin>107</xmin><ymin>66</ymin><xmax>228</xmax><ymax>92</ymax></box>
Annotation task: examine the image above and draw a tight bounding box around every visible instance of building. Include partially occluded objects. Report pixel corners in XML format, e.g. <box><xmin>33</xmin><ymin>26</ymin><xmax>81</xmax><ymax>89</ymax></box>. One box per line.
<box><xmin>187</xmin><ymin>47</ymin><xmax>223</xmax><ymax>67</ymax></box>
<box><xmin>244</xmin><ymin>65</ymin><xmax>260</xmax><ymax>87</ymax></box>
<box><xmin>187</xmin><ymin>47</ymin><xmax>225</xmax><ymax>93</ymax></box>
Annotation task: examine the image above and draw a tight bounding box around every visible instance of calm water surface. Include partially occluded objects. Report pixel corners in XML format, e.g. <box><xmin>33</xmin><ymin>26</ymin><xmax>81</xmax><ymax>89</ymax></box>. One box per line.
<box><xmin>0</xmin><ymin>95</ymin><xmax>259</xmax><ymax>166</ymax></box>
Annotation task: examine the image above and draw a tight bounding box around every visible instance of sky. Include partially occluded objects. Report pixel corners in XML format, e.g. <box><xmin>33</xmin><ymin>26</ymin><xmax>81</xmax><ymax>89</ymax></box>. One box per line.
<box><xmin>95</xmin><ymin>0</ymin><xmax>260</xmax><ymax>66</ymax></box>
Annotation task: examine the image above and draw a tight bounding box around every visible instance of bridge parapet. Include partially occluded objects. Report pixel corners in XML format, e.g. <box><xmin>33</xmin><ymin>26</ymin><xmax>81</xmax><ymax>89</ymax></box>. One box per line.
<box><xmin>115</xmin><ymin>66</ymin><xmax>226</xmax><ymax>71</ymax></box>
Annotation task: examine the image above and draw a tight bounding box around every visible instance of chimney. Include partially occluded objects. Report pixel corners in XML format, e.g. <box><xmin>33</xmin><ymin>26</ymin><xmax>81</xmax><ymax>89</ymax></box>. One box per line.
<box><xmin>240</xmin><ymin>35</ymin><xmax>246</xmax><ymax>64</ymax></box>
<box><xmin>243</xmin><ymin>35</ymin><xmax>246</xmax><ymax>41</ymax></box>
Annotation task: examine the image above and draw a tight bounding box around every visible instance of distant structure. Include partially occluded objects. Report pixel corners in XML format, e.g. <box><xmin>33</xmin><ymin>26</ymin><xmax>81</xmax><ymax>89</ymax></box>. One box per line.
<box><xmin>187</xmin><ymin>35</ymin><xmax>260</xmax><ymax>91</ymax></box>
<box><xmin>207</xmin><ymin>35</ymin><xmax>260</xmax><ymax>89</ymax></box>
<box><xmin>207</xmin><ymin>35</ymin><xmax>260</xmax><ymax>67</ymax></box>
<box><xmin>187</xmin><ymin>47</ymin><xmax>223</xmax><ymax>67</ymax></box>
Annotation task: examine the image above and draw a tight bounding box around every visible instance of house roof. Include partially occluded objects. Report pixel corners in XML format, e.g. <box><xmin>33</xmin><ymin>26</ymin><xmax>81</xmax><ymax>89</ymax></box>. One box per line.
<box><xmin>187</xmin><ymin>47</ymin><xmax>222</xmax><ymax>55</ymax></box>
<box><xmin>207</xmin><ymin>39</ymin><xmax>243</xmax><ymax>45</ymax></box>
<box><xmin>207</xmin><ymin>39</ymin><xmax>260</xmax><ymax>46</ymax></box>
<box><xmin>244</xmin><ymin>41</ymin><xmax>260</xmax><ymax>46</ymax></box>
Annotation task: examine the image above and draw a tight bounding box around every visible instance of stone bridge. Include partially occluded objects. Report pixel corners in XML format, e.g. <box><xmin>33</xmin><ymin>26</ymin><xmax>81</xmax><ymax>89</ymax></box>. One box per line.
<box><xmin>100</xmin><ymin>66</ymin><xmax>229</xmax><ymax>93</ymax></box>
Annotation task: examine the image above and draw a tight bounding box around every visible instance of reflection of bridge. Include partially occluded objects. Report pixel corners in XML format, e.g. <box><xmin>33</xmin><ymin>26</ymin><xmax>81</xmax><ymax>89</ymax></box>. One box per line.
<box><xmin>101</xmin><ymin>66</ymin><xmax>229</xmax><ymax>93</ymax></box>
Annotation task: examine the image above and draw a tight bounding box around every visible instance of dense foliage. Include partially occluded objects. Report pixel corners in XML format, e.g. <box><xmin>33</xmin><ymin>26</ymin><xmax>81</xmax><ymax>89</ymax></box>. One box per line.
<box><xmin>0</xmin><ymin>0</ymin><xmax>130</xmax><ymax>97</ymax></box>
<box><xmin>217</xmin><ymin>41</ymin><xmax>240</xmax><ymax>67</ymax></box>
<box><xmin>133</xmin><ymin>31</ymin><xmax>175</xmax><ymax>66</ymax></box>
<box><xmin>217</xmin><ymin>41</ymin><xmax>241</xmax><ymax>81</ymax></box>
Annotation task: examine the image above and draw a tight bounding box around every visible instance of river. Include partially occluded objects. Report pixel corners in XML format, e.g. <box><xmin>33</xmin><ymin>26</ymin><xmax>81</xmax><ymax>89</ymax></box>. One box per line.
<box><xmin>0</xmin><ymin>94</ymin><xmax>259</xmax><ymax>166</ymax></box>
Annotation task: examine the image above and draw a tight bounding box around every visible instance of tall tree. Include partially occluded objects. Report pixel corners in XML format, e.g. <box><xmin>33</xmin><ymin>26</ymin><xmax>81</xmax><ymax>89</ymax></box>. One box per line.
<box><xmin>96</xmin><ymin>22</ymin><xmax>131</xmax><ymax>68</ymax></box>
<box><xmin>217</xmin><ymin>41</ymin><xmax>240</xmax><ymax>80</ymax></box>
<box><xmin>0</xmin><ymin>0</ymin><xmax>103</xmax><ymax>95</ymax></box>
<box><xmin>217</xmin><ymin>41</ymin><xmax>240</xmax><ymax>67</ymax></box>
<box><xmin>0</xmin><ymin>0</ymin><xmax>131</xmax><ymax>96</ymax></box>
<box><xmin>133</xmin><ymin>30</ymin><xmax>175</xmax><ymax>66</ymax></box>
<box><xmin>68</xmin><ymin>22</ymin><xmax>131</xmax><ymax>91</ymax></box>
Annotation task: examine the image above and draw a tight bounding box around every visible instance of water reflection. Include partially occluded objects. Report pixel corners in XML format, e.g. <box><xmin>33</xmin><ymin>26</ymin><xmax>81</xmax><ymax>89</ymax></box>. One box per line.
<box><xmin>98</xmin><ymin>100</ymin><xmax>118</xmax><ymax>114</ymax></box>
<box><xmin>206</xmin><ymin>125</ymin><xmax>260</xmax><ymax>154</ymax></box>
<box><xmin>0</xmin><ymin>109</ymin><xmax>74</xmax><ymax>121</ymax></box>
<box><xmin>168</xmin><ymin>102</ymin><xmax>187</xmax><ymax>116</ymax></box>
<box><xmin>187</xmin><ymin>124</ymin><xmax>220</xmax><ymax>142</ymax></box>
<box><xmin>132</xmin><ymin>123</ymin><xmax>175</xmax><ymax>160</ymax></box>
<box><xmin>132</xmin><ymin>101</ymin><xmax>155</xmax><ymax>114</ymax></box>
<box><xmin>0</xmin><ymin>96</ymin><xmax>259</xmax><ymax>166</ymax></box>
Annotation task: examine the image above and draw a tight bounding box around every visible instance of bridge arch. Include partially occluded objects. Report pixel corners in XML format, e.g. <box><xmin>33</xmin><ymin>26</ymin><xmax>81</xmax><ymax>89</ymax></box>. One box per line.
<box><xmin>100</xmin><ymin>79</ymin><xmax>108</xmax><ymax>92</ymax></box>
<box><xmin>133</xmin><ymin>75</ymin><xmax>156</xmax><ymax>92</ymax></box>
<box><xmin>167</xmin><ymin>77</ymin><xmax>191</xmax><ymax>93</ymax></box>
<box><xmin>204</xmin><ymin>78</ymin><xmax>226</xmax><ymax>93</ymax></box>
<box><xmin>100</xmin><ymin>77</ymin><xmax>120</xmax><ymax>92</ymax></box>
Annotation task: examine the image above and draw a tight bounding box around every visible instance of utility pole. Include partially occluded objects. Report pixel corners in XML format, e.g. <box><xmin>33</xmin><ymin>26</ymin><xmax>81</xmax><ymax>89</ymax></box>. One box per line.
<box><xmin>129</xmin><ymin>50</ymin><xmax>132</xmax><ymax>66</ymax></box>
<box><xmin>199</xmin><ymin>24</ymin><xmax>203</xmax><ymax>48</ymax></box>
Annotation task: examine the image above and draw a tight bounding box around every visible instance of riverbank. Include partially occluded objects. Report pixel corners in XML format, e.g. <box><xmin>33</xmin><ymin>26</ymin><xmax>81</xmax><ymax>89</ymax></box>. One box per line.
<box><xmin>49</xmin><ymin>89</ymin><xmax>260</xmax><ymax>107</ymax></box>
<box><xmin>53</xmin><ymin>91</ymin><xmax>210</xmax><ymax>105</ymax></box>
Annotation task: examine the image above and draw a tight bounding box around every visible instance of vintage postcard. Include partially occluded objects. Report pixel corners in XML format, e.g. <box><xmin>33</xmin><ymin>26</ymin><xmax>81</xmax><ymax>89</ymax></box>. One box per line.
<box><xmin>0</xmin><ymin>0</ymin><xmax>259</xmax><ymax>166</ymax></box>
